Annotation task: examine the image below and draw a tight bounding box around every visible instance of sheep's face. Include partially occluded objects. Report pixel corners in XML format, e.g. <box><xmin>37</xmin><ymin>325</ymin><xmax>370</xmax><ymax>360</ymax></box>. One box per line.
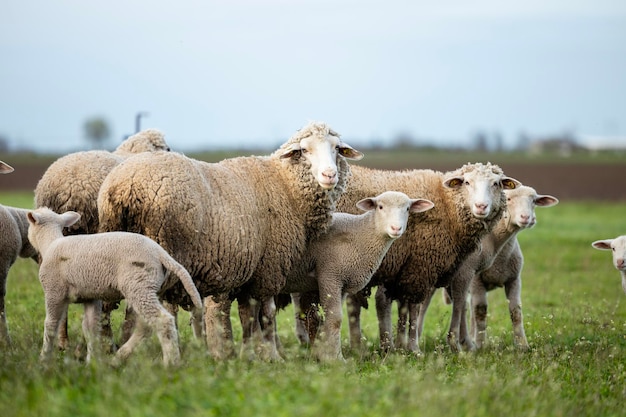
<box><xmin>357</xmin><ymin>191</ymin><xmax>434</xmax><ymax>239</ymax></box>
<box><xmin>281</xmin><ymin>130</ymin><xmax>363</xmax><ymax>190</ymax></box>
<box><xmin>592</xmin><ymin>236</ymin><xmax>626</xmax><ymax>272</ymax></box>
<box><xmin>444</xmin><ymin>166</ymin><xmax>521</xmax><ymax>219</ymax></box>
<box><xmin>504</xmin><ymin>186</ymin><xmax>559</xmax><ymax>229</ymax></box>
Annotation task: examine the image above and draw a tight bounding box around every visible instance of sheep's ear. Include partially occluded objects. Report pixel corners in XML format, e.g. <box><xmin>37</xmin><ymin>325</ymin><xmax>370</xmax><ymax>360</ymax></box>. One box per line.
<box><xmin>27</xmin><ymin>211</ymin><xmax>38</xmax><ymax>225</ymax></box>
<box><xmin>501</xmin><ymin>177</ymin><xmax>521</xmax><ymax>190</ymax></box>
<box><xmin>356</xmin><ymin>197</ymin><xmax>377</xmax><ymax>212</ymax></box>
<box><xmin>410</xmin><ymin>199</ymin><xmax>434</xmax><ymax>213</ymax></box>
<box><xmin>61</xmin><ymin>211</ymin><xmax>81</xmax><ymax>228</ymax></box>
<box><xmin>443</xmin><ymin>177</ymin><xmax>464</xmax><ymax>189</ymax></box>
<box><xmin>0</xmin><ymin>161</ymin><xmax>13</xmax><ymax>174</ymax></box>
<box><xmin>338</xmin><ymin>143</ymin><xmax>364</xmax><ymax>161</ymax></box>
<box><xmin>280</xmin><ymin>143</ymin><xmax>301</xmax><ymax>159</ymax></box>
<box><xmin>535</xmin><ymin>194</ymin><xmax>559</xmax><ymax>207</ymax></box>
<box><xmin>592</xmin><ymin>239</ymin><xmax>613</xmax><ymax>250</ymax></box>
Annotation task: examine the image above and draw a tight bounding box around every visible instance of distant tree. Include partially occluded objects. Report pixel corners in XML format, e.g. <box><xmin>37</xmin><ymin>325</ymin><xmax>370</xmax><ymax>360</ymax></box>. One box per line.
<box><xmin>83</xmin><ymin>117</ymin><xmax>111</xmax><ymax>149</ymax></box>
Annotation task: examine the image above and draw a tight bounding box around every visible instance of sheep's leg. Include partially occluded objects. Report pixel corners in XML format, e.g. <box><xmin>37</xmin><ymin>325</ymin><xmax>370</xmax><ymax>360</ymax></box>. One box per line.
<box><xmin>41</xmin><ymin>300</ymin><xmax>68</xmax><ymax>362</ymax></box>
<box><xmin>101</xmin><ymin>300</ymin><xmax>120</xmax><ymax>353</ymax></box>
<box><xmin>458</xmin><ymin>297</ymin><xmax>474</xmax><ymax>351</ymax></box>
<box><xmin>238</xmin><ymin>296</ymin><xmax>261</xmax><ymax>361</ymax></box>
<box><xmin>120</xmin><ymin>305</ymin><xmax>137</xmax><ymax>346</ymax></box>
<box><xmin>152</xmin><ymin>309</ymin><xmax>180</xmax><ymax>367</ymax></box>
<box><xmin>204</xmin><ymin>295</ymin><xmax>234</xmax><ymax>360</ymax></box>
<box><xmin>345</xmin><ymin>294</ymin><xmax>362</xmax><ymax>350</ymax></box>
<box><xmin>113</xmin><ymin>315</ymin><xmax>152</xmax><ymax>366</ymax></box>
<box><xmin>407</xmin><ymin>302</ymin><xmax>421</xmax><ymax>353</ymax></box>
<box><xmin>505</xmin><ymin>278</ymin><xmax>528</xmax><ymax>350</ymax></box>
<box><xmin>314</xmin><ymin>284</ymin><xmax>345</xmax><ymax>362</ymax></box>
<box><xmin>82</xmin><ymin>300</ymin><xmax>102</xmax><ymax>363</ymax></box>
<box><xmin>395</xmin><ymin>300</ymin><xmax>409</xmax><ymax>350</ymax></box>
<box><xmin>374</xmin><ymin>286</ymin><xmax>394</xmax><ymax>353</ymax></box>
<box><xmin>291</xmin><ymin>293</ymin><xmax>311</xmax><ymax>346</ymax></box>
<box><xmin>258</xmin><ymin>297</ymin><xmax>282</xmax><ymax>362</ymax></box>
<box><xmin>0</xmin><ymin>276</ymin><xmax>11</xmax><ymax>347</ymax></box>
<box><xmin>470</xmin><ymin>280</ymin><xmax>489</xmax><ymax>349</ymax></box>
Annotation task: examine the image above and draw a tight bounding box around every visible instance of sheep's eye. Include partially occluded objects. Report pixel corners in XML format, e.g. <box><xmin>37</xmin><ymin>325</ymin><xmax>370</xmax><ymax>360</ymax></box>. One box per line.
<box><xmin>301</xmin><ymin>148</ymin><xmax>309</xmax><ymax>154</ymax></box>
<box><xmin>507</xmin><ymin>197</ymin><xmax>511</xmax><ymax>202</ymax></box>
<box><xmin>378</xmin><ymin>205</ymin><xmax>383</xmax><ymax>210</ymax></box>
<box><xmin>464</xmin><ymin>181</ymin><xmax>470</xmax><ymax>186</ymax></box>
<box><xmin>493</xmin><ymin>181</ymin><xmax>498</xmax><ymax>187</ymax></box>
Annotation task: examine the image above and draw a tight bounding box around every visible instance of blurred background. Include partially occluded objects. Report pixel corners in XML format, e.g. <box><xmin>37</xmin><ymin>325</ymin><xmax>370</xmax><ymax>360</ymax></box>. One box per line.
<box><xmin>1</xmin><ymin>0</ymin><xmax>625</xmax><ymax>198</ymax></box>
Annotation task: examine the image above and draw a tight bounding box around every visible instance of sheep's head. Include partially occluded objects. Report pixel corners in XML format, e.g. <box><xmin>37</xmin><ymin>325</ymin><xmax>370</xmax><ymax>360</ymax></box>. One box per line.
<box><xmin>443</xmin><ymin>162</ymin><xmax>521</xmax><ymax>219</ymax></box>
<box><xmin>0</xmin><ymin>160</ymin><xmax>13</xmax><ymax>174</ymax></box>
<box><xmin>503</xmin><ymin>185</ymin><xmax>559</xmax><ymax>229</ymax></box>
<box><xmin>115</xmin><ymin>129</ymin><xmax>171</xmax><ymax>155</ymax></box>
<box><xmin>27</xmin><ymin>207</ymin><xmax>81</xmax><ymax>254</ymax></box>
<box><xmin>278</xmin><ymin>122</ymin><xmax>363</xmax><ymax>190</ymax></box>
<box><xmin>592</xmin><ymin>236</ymin><xmax>626</xmax><ymax>272</ymax></box>
<box><xmin>356</xmin><ymin>191</ymin><xmax>434</xmax><ymax>239</ymax></box>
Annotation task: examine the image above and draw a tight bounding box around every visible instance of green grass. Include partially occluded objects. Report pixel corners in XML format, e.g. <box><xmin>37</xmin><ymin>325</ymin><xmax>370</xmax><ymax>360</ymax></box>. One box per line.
<box><xmin>1</xmin><ymin>193</ymin><xmax>626</xmax><ymax>417</ymax></box>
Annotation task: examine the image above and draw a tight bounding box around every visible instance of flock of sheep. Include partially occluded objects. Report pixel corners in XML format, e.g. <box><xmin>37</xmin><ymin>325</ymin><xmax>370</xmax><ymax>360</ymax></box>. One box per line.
<box><xmin>0</xmin><ymin>121</ymin><xmax>623</xmax><ymax>366</ymax></box>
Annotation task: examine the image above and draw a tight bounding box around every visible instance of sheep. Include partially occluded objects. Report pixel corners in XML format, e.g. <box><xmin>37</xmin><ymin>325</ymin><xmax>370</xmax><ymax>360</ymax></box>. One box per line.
<box><xmin>96</xmin><ymin>121</ymin><xmax>363</xmax><ymax>360</ymax></box>
<box><xmin>34</xmin><ymin>128</ymin><xmax>171</xmax><ymax>350</ymax></box>
<box><xmin>0</xmin><ymin>161</ymin><xmax>38</xmax><ymax>346</ymax></box>
<box><xmin>27</xmin><ymin>207</ymin><xmax>203</xmax><ymax>367</ymax></box>
<box><xmin>275</xmin><ymin>191</ymin><xmax>434</xmax><ymax>361</ymax></box>
<box><xmin>411</xmin><ymin>185</ymin><xmax>559</xmax><ymax>352</ymax></box>
<box><xmin>333</xmin><ymin>163</ymin><xmax>520</xmax><ymax>354</ymax></box>
<box><xmin>592</xmin><ymin>236</ymin><xmax>626</xmax><ymax>295</ymax></box>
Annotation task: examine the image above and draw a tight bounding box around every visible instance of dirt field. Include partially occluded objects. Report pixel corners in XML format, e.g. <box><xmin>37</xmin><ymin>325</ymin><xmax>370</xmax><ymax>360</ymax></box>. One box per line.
<box><xmin>0</xmin><ymin>159</ymin><xmax>624</xmax><ymax>201</ymax></box>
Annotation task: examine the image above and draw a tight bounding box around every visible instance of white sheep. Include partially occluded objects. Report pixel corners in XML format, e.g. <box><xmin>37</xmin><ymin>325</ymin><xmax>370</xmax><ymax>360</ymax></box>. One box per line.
<box><xmin>412</xmin><ymin>185</ymin><xmax>559</xmax><ymax>352</ymax></box>
<box><xmin>27</xmin><ymin>207</ymin><xmax>203</xmax><ymax>367</ymax></box>
<box><xmin>97</xmin><ymin>122</ymin><xmax>363</xmax><ymax>360</ymax></box>
<box><xmin>592</xmin><ymin>236</ymin><xmax>626</xmax><ymax>295</ymax></box>
<box><xmin>276</xmin><ymin>191</ymin><xmax>434</xmax><ymax>361</ymax></box>
<box><xmin>34</xmin><ymin>128</ymin><xmax>170</xmax><ymax>350</ymax></box>
<box><xmin>336</xmin><ymin>163</ymin><xmax>521</xmax><ymax>354</ymax></box>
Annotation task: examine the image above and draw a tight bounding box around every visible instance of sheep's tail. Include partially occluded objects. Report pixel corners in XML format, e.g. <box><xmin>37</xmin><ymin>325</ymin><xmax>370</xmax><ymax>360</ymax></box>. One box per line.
<box><xmin>160</xmin><ymin>254</ymin><xmax>203</xmax><ymax>313</ymax></box>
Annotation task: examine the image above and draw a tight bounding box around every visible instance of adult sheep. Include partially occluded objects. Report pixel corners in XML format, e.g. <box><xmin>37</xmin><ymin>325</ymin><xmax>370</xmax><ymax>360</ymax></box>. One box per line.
<box><xmin>411</xmin><ymin>185</ymin><xmax>559</xmax><ymax>352</ymax></box>
<box><xmin>0</xmin><ymin>160</ymin><xmax>38</xmax><ymax>346</ymax></box>
<box><xmin>34</xmin><ymin>128</ymin><xmax>171</xmax><ymax>351</ymax></box>
<box><xmin>336</xmin><ymin>163</ymin><xmax>520</xmax><ymax>353</ymax></box>
<box><xmin>97</xmin><ymin>121</ymin><xmax>363</xmax><ymax>360</ymax></box>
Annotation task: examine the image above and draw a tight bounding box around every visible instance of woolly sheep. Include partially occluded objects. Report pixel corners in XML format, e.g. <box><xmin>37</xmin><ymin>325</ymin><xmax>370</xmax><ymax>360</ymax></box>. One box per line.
<box><xmin>412</xmin><ymin>185</ymin><xmax>558</xmax><ymax>352</ymax></box>
<box><xmin>338</xmin><ymin>163</ymin><xmax>521</xmax><ymax>353</ymax></box>
<box><xmin>97</xmin><ymin>122</ymin><xmax>363</xmax><ymax>360</ymax></box>
<box><xmin>273</xmin><ymin>191</ymin><xmax>434</xmax><ymax>361</ymax></box>
<box><xmin>592</xmin><ymin>236</ymin><xmax>626</xmax><ymax>295</ymax></box>
<box><xmin>34</xmin><ymin>128</ymin><xmax>170</xmax><ymax>350</ymax></box>
<box><xmin>0</xmin><ymin>161</ymin><xmax>38</xmax><ymax>346</ymax></box>
<box><xmin>27</xmin><ymin>207</ymin><xmax>203</xmax><ymax>367</ymax></box>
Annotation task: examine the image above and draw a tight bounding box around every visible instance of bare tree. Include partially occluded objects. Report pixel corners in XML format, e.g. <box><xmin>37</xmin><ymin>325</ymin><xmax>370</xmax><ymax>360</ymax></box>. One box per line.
<box><xmin>83</xmin><ymin>117</ymin><xmax>111</xmax><ymax>149</ymax></box>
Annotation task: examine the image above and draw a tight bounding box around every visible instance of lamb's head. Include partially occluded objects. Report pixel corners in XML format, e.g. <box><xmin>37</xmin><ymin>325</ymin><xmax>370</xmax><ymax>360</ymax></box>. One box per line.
<box><xmin>592</xmin><ymin>236</ymin><xmax>626</xmax><ymax>273</ymax></box>
<box><xmin>357</xmin><ymin>191</ymin><xmax>434</xmax><ymax>239</ymax></box>
<box><xmin>277</xmin><ymin>122</ymin><xmax>363</xmax><ymax>190</ymax></box>
<box><xmin>0</xmin><ymin>160</ymin><xmax>14</xmax><ymax>174</ymax></box>
<box><xmin>443</xmin><ymin>162</ymin><xmax>521</xmax><ymax>219</ymax></box>
<box><xmin>27</xmin><ymin>207</ymin><xmax>81</xmax><ymax>254</ymax></box>
<box><xmin>115</xmin><ymin>128</ymin><xmax>171</xmax><ymax>155</ymax></box>
<box><xmin>503</xmin><ymin>185</ymin><xmax>559</xmax><ymax>229</ymax></box>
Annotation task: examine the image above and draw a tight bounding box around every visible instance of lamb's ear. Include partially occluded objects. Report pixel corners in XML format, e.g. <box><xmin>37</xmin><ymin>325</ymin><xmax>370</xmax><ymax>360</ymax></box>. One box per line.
<box><xmin>338</xmin><ymin>143</ymin><xmax>364</xmax><ymax>161</ymax></box>
<box><xmin>61</xmin><ymin>211</ymin><xmax>81</xmax><ymax>228</ymax></box>
<box><xmin>27</xmin><ymin>211</ymin><xmax>38</xmax><ymax>225</ymax></box>
<box><xmin>410</xmin><ymin>199</ymin><xmax>434</xmax><ymax>213</ymax></box>
<box><xmin>535</xmin><ymin>194</ymin><xmax>559</xmax><ymax>207</ymax></box>
<box><xmin>356</xmin><ymin>197</ymin><xmax>377</xmax><ymax>212</ymax></box>
<box><xmin>501</xmin><ymin>177</ymin><xmax>521</xmax><ymax>190</ymax></box>
<box><xmin>0</xmin><ymin>161</ymin><xmax>14</xmax><ymax>174</ymax></box>
<box><xmin>592</xmin><ymin>239</ymin><xmax>613</xmax><ymax>250</ymax></box>
<box><xmin>443</xmin><ymin>177</ymin><xmax>464</xmax><ymax>189</ymax></box>
<box><xmin>279</xmin><ymin>143</ymin><xmax>301</xmax><ymax>159</ymax></box>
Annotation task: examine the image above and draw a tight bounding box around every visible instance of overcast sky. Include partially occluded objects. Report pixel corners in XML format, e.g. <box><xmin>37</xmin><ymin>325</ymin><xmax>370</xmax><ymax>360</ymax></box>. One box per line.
<box><xmin>2</xmin><ymin>0</ymin><xmax>626</xmax><ymax>153</ymax></box>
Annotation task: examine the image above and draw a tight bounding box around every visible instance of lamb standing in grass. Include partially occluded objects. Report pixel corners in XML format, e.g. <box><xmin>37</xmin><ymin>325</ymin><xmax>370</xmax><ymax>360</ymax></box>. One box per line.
<box><xmin>412</xmin><ymin>185</ymin><xmax>558</xmax><ymax>351</ymax></box>
<box><xmin>338</xmin><ymin>163</ymin><xmax>520</xmax><ymax>353</ymax></box>
<box><xmin>27</xmin><ymin>207</ymin><xmax>203</xmax><ymax>367</ymax></box>
<box><xmin>97</xmin><ymin>122</ymin><xmax>363</xmax><ymax>360</ymax></box>
<box><xmin>0</xmin><ymin>160</ymin><xmax>39</xmax><ymax>346</ymax></box>
<box><xmin>276</xmin><ymin>191</ymin><xmax>434</xmax><ymax>361</ymax></box>
<box><xmin>592</xmin><ymin>236</ymin><xmax>626</xmax><ymax>295</ymax></box>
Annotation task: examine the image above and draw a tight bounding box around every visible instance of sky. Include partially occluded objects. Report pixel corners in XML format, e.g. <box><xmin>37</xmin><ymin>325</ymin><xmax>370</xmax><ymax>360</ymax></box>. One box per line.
<box><xmin>2</xmin><ymin>0</ymin><xmax>626</xmax><ymax>153</ymax></box>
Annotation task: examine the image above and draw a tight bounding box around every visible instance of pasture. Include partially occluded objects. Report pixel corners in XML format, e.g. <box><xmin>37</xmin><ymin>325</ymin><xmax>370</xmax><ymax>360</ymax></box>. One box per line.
<box><xmin>0</xmin><ymin>189</ymin><xmax>625</xmax><ymax>416</ymax></box>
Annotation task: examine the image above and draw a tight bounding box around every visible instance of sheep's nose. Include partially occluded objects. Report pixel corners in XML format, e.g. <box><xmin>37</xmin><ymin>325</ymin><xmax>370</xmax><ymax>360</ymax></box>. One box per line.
<box><xmin>390</xmin><ymin>225</ymin><xmax>401</xmax><ymax>233</ymax></box>
<box><xmin>520</xmin><ymin>214</ymin><xmax>530</xmax><ymax>221</ymax></box>
<box><xmin>474</xmin><ymin>203</ymin><xmax>488</xmax><ymax>211</ymax></box>
<box><xmin>322</xmin><ymin>169</ymin><xmax>337</xmax><ymax>181</ymax></box>
<box><xmin>617</xmin><ymin>259</ymin><xmax>625</xmax><ymax>268</ymax></box>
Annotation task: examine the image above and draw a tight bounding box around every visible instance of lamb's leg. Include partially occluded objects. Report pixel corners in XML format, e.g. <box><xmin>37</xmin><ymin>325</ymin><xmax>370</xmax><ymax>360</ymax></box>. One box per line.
<box><xmin>505</xmin><ymin>277</ymin><xmax>528</xmax><ymax>350</ymax></box>
<box><xmin>345</xmin><ymin>293</ymin><xmax>362</xmax><ymax>350</ymax></box>
<box><xmin>41</xmin><ymin>300</ymin><xmax>68</xmax><ymax>362</ymax></box>
<box><xmin>101</xmin><ymin>300</ymin><xmax>120</xmax><ymax>353</ymax></box>
<box><xmin>82</xmin><ymin>300</ymin><xmax>102</xmax><ymax>363</ymax></box>
<box><xmin>314</xmin><ymin>284</ymin><xmax>345</xmax><ymax>362</ymax></box>
<box><xmin>395</xmin><ymin>300</ymin><xmax>409</xmax><ymax>350</ymax></box>
<box><xmin>470</xmin><ymin>280</ymin><xmax>489</xmax><ymax>349</ymax></box>
<box><xmin>204</xmin><ymin>295</ymin><xmax>234</xmax><ymax>360</ymax></box>
<box><xmin>0</xmin><ymin>275</ymin><xmax>11</xmax><ymax>347</ymax></box>
<box><xmin>291</xmin><ymin>293</ymin><xmax>311</xmax><ymax>346</ymax></box>
<box><xmin>113</xmin><ymin>316</ymin><xmax>152</xmax><ymax>366</ymax></box>
<box><xmin>153</xmin><ymin>309</ymin><xmax>180</xmax><ymax>367</ymax></box>
<box><xmin>407</xmin><ymin>302</ymin><xmax>421</xmax><ymax>353</ymax></box>
<box><xmin>258</xmin><ymin>297</ymin><xmax>282</xmax><ymax>362</ymax></box>
<box><xmin>374</xmin><ymin>286</ymin><xmax>394</xmax><ymax>353</ymax></box>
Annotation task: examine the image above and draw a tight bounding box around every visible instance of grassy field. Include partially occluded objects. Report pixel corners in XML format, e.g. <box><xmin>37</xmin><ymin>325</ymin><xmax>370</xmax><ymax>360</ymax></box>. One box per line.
<box><xmin>1</xmin><ymin>192</ymin><xmax>625</xmax><ymax>416</ymax></box>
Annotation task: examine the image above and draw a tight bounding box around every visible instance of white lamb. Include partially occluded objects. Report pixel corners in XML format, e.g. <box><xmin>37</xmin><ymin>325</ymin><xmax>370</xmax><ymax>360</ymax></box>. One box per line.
<box><xmin>27</xmin><ymin>208</ymin><xmax>203</xmax><ymax>367</ymax></box>
<box><xmin>276</xmin><ymin>191</ymin><xmax>434</xmax><ymax>361</ymax></box>
<box><xmin>592</xmin><ymin>236</ymin><xmax>626</xmax><ymax>295</ymax></box>
<box><xmin>413</xmin><ymin>185</ymin><xmax>558</xmax><ymax>351</ymax></box>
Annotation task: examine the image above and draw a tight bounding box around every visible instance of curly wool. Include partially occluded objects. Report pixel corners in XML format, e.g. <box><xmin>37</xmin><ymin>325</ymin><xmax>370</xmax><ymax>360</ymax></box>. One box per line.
<box><xmin>98</xmin><ymin>123</ymin><xmax>352</xmax><ymax>310</ymax></box>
